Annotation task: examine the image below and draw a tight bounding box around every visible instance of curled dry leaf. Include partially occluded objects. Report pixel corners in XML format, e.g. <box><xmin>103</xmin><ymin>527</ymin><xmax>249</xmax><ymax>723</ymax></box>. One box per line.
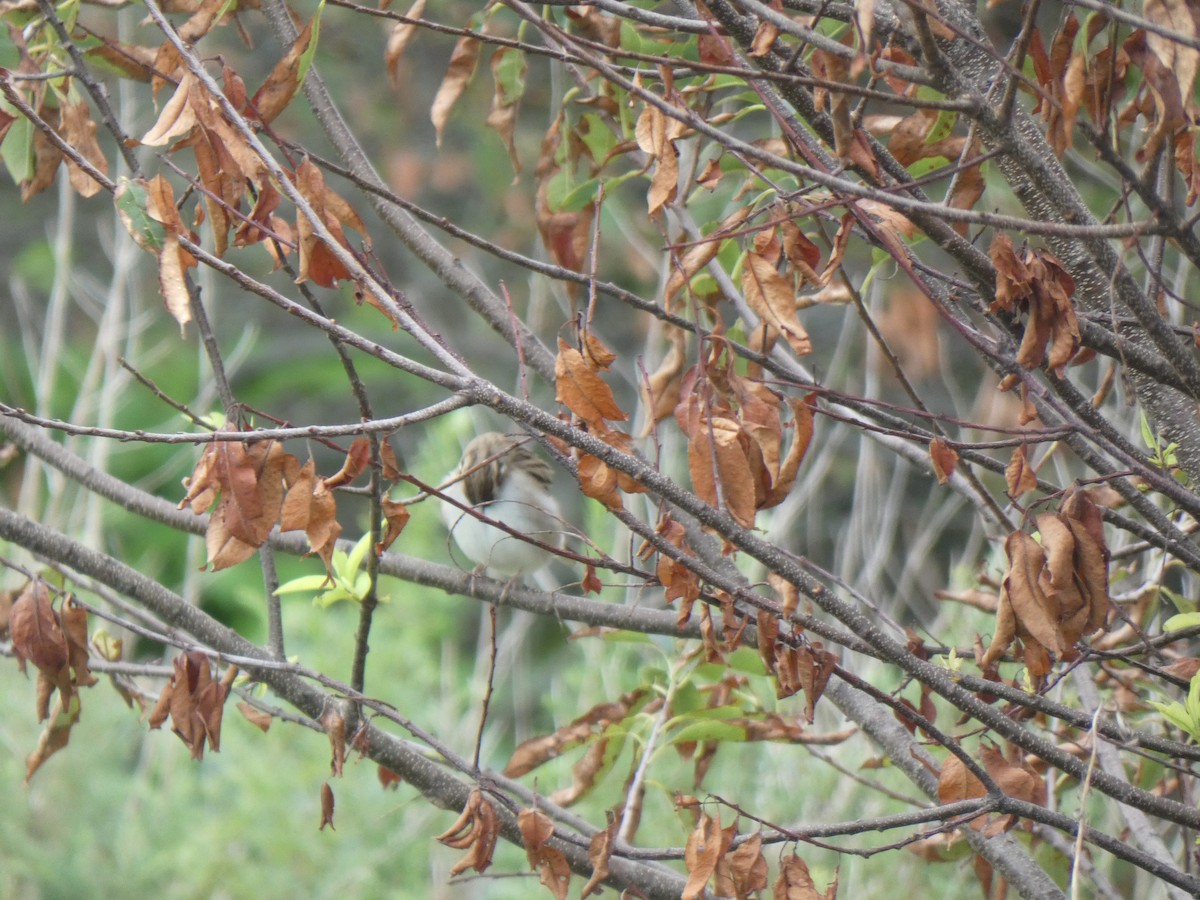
<box><xmin>665</xmin><ymin>207</ymin><xmax>753</xmax><ymax>310</ymax></box>
<box><xmin>682</xmin><ymin>812</ymin><xmax>726</xmax><ymax>900</ymax></box>
<box><xmin>10</xmin><ymin>584</ymin><xmax>98</xmax><ymax>734</ymax></box>
<box><xmin>1005</xmin><ymin>443</ymin><xmax>1038</xmax><ymax>498</ymax></box>
<box><xmin>377</xmin><ymin>498</ymin><xmax>411</xmax><ymax>555</ymax></box>
<box><xmin>236</xmin><ymin>702</ymin><xmax>273</xmax><ymax>732</ymax></box>
<box><xmin>581</xmin><ymin>814</ymin><xmax>618</xmax><ymax>896</ymax></box>
<box><xmin>25</xmin><ymin>693</ymin><xmax>81</xmax><ymax>783</ymax></box>
<box><xmin>981</xmin><ymin>489</ymin><xmax>1111</xmax><ymax>671</ymax></box>
<box><xmin>937</xmin><ymin>754</ymin><xmax>988</xmax><ymax>826</ymax></box>
<box><xmin>378</xmin><ymin>765</ymin><xmax>403</xmax><ymax>790</ymax></box>
<box><xmin>319</xmin><ymin>782</ymin><xmax>335</xmax><ymax>831</ymax></box>
<box><xmin>715</xmin><ymin>831</ymin><xmax>768</xmax><ymax>899</ymax></box>
<box><xmin>555</xmin><ymin>338</ymin><xmax>628</xmax><ymax>429</ymax></box>
<box><xmin>990</xmin><ymin>235</ymin><xmax>1080</xmax><ymax>375</ymax></box>
<box><xmin>518</xmin><ymin>808</ymin><xmax>571</xmax><ymax>900</ymax></box>
<box><xmin>385</xmin><ymin>0</ymin><xmax>427</xmax><ymax>86</ymax></box>
<box><xmin>436</xmin><ymin>787</ymin><xmax>498</xmax><ymax>875</ymax></box>
<box><xmin>686</xmin><ymin>415</ymin><xmax>758</xmax><ymax>528</ymax></box>
<box><xmin>248</xmin><ymin>10</ymin><xmax>318</xmax><ymax>126</ymax></box>
<box><xmin>141</xmin><ymin>73</ymin><xmax>198</xmax><ymax>146</ymax></box>
<box><xmin>323</xmin><ymin>436</ymin><xmax>371</xmax><ymax>489</ymax></box>
<box><xmin>431</xmin><ymin>32</ymin><xmax>482</xmax><ymax>147</ymax></box>
<box><xmin>636</xmin><ymin>101</ymin><xmax>685</xmax><ymax>216</ymax></box>
<box><xmin>929</xmin><ymin>438</ymin><xmax>959</xmax><ymax>485</ymax></box>
<box><xmin>293</xmin><ymin>157</ymin><xmax>359</xmax><ymax>288</ymax></box>
<box><xmin>773</xmin><ymin>852</ymin><xmax>838</xmax><ymax>899</ymax></box>
<box><xmin>639</xmin><ymin>326</ymin><xmax>687</xmax><ymax>435</ymax></box>
<box><xmin>505</xmin><ymin>689</ymin><xmax>646</xmax><ymax>778</ymax></box>
<box><xmin>742</xmin><ymin>249</ymin><xmax>812</xmax><ymax>358</ymax></box>
<box><xmin>148</xmin><ymin>651</ymin><xmax>234</xmax><ymax>760</ymax></box>
<box><xmin>644</xmin><ymin>514</ymin><xmax>702</xmax><ymax>618</ymax></box>
<box><xmin>322</xmin><ymin>707</ymin><xmax>346</xmax><ymax>777</ymax></box>
<box><xmin>59</xmin><ymin>101</ymin><xmax>108</xmax><ymax>198</ymax></box>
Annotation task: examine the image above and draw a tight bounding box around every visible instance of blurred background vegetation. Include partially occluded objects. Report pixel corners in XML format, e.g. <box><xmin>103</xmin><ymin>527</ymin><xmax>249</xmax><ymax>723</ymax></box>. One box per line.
<box><xmin>0</xmin><ymin>0</ymin><xmax>1175</xmax><ymax>896</ymax></box>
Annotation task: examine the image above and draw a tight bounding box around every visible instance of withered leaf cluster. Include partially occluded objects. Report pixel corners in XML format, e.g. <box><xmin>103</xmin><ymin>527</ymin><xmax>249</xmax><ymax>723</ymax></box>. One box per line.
<box><xmin>981</xmin><ymin>490</ymin><xmax>1111</xmax><ymax>678</ymax></box>
<box><xmin>179</xmin><ymin>436</ymin><xmax>404</xmax><ymax>573</ymax></box>
<box><xmin>148</xmin><ymin>650</ymin><xmax>237</xmax><ymax>761</ymax></box>
<box><xmin>681</xmin><ymin>812</ymin><xmax>807</xmax><ymax>900</ymax></box>
<box><xmin>7</xmin><ymin>582</ymin><xmax>97</xmax><ymax>781</ymax></box>
<box><xmin>757</xmin><ymin>611</ymin><xmax>837</xmax><ymax>723</ymax></box>
<box><xmin>929</xmin><ymin>744</ymin><xmax>1045</xmax><ymax>894</ymax></box>
<box><xmin>436</xmin><ymin>787</ymin><xmax>499</xmax><ymax>876</ymax></box>
<box><xmin>989</xmin><ymin>235</ymin><xmax>1080</xmax><ymax>377</ymax></box>
<box><xmin>96</xmin><ymin>0</ymin><xmax>372</xmax><ymax>318</ymax></box>
<box><xmin>517</xmin><ymin>808</ymin><xmax>572</xmax><ymax>900</ymax></box>
<box><xmin>555</xmin><ymin>333</ymin><xmax>653</xmax><ymax>514</ymax></box>
<box><xmin>638</xmin><ymin>515</ymin><xmax>703</xmax><ymax>616</ymax></box>
<box><xmin>675</xmin><ymin>338</ymin><xmax>814</xmax><ymax>529</ymax></box>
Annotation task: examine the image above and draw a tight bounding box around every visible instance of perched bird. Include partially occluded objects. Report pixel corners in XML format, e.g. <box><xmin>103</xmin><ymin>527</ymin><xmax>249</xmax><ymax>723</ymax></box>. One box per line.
<box><xmin>439</xmin><ymin>432</ymin><xmax>563</xmax><ymax>578</ymax></box>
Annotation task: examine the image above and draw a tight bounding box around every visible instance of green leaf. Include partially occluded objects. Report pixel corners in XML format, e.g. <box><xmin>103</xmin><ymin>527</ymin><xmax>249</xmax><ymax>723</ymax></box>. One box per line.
<box><xmin>345</xmin><ymin>531</ymin><xmax>372</xmax><ymax>579</ymax></box>
<box><xmin>274</xmin><ymin>574</ymin><xmax>334</xmax><ymax>595</ymax></box>
<box><xmin>725</xmin><ymin>646</ymin><xmax>768</xmax><ymax>676</ymax></box>
<box><xmin>576</xmin><ymin>112</ymin><xmax>618</xmax><ymax>165</ymax></box>
<box><xmin>1163</xmin><ymin>612</ymin><xmax>1200</xmax><ymax>632</ymax></box>
<box><xmin>492</xmin><ymin>47</ymin><xmax>526</xmax><ymax>107</ymax></box>
<box><xmin>669</xmin><ymin>719</ymin><xmax>748</xmax><ymax>745</ymax></box>
<box><xmin>667</xmin><ymin>680</ymin><xmax>706</xmax><ymax>716</ymax></box>
<box><xmin>1139</xmin><ymin>411</ymin><xmax>1156</xmax><ymax>452</ymax></box>
<box><xmin>925</xmin><ymin>109</ymin><xmax>956</xmax><ymax>145</ymax></box>
<box><xmin>558</xmin><ymin>177</ymin><xmax>602</xmax><ymax>213</ymax></box>
<box><xmin>113</xmin><ymin>178</ymin><xmax>166</xmax><ymax>253</ymax></box>
<box><xmin>1149</xmin><ymin>700</ymin><xmax>1198</xmax><ymax>740</ymax></box>
<box><xmin>600</xmin><ymin>629</ymin><xmax>653</xmax><ymax>645</ymax></box>
<box><xmin>297</xmin><ymin>0</ymin><xmax>325</xmax><ymax>85</ymax></box>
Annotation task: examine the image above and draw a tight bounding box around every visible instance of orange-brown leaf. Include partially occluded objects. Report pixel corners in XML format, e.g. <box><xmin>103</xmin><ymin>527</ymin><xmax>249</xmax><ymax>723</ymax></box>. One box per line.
<box><xmin>319</xmin><ymin>782</ymin><xmax>335</xmax><ymax>830</ymax></box>
<box><xmin>1005</xmin><ymin>444</ymin><xmax>1038</xmax><ymax>498</ymax></box>
<box><xmin>929</xmin><ymin>438</ymin><xmax>959</xmax><ymax>485</ymax></box>
<box><xmin>236</xmin><ymin>701</ymin><xmax>273</xmax><ymax>732</ymax></box>
<box><xmin>377</xmin><ymin>498</ymin><xmax>411</xmax><ymax>555</ymax></box>
<box><xmin>431</xmin><ymin>33</ymin><xmax>481</xmax><ymax>146</ymax></box>
<box><xmin>555</xmin><ymin>339</ymin><xmax>628</xmax><ymax>427</ymax></box>
<box><xmin>682</xmin><ymin>812</ymin><xmax>724</xmax><ymax>900</ymax></box>
<box><xmin>1004</xmin><ymin>530</ymin><xmax>1063</xmax><ymax>654</ymax></box>
<box><xmin>249</xmin><ymin>15</ymin><xmax>315</xmax><ymax>126</ymax></box>
<box><xmin>581</xmin><ymin>816</ymin><xmax>617</xmax><ymax>896</ymax></box>
<box><xmin>141</xmin><ymin>73</ymin><xmax>198</xmax><ymax>146</ymax></box>
<box><xmin>60</xmin><ymin>101</ymin><xmax>108</xmax><ymax>198</ymax></box>
<box><xmin>743</xmin><ymin>250</ymin><xmax>812</xmax><ymax>357</ymax></box>
<box><xmin>322</xmin><ymin>707</ymin><xmax>346</xmax><ymax>777</ymax></box>
<box><xmin>773</xmin><ymin>852</ymin><xmax>838</xmax><ymax>899</ymax></box>
<box><xmin>9</xmin><ymin>581</ymin><xmax>69</xmax><ymax>682</ymax></box>
<box><xmin>687</xmin><ymin>416</ymin><xmax>757</xmax><ymax>527</ymax></box>
<box><xmin>385</xmin><ymin>0</ymin><xmax>427</xmax><ymax>86</ymax></box>
<box><xmin>25</xmin><ymin>693</ymin><xmax>80</xmax><ymax>782</ymax></box>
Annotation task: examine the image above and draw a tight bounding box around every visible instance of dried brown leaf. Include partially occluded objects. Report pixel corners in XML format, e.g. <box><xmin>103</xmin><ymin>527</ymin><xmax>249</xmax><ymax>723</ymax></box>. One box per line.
<box><xmin>60</xmin><ymin>101</ymin><xmax>108</xmax><ymax>198</ymax></box>
<box><xmin>555</xmin><ymin>339</ymin><xmax>627</xmax><ymax>428</ymax></box>
<box><xmin>249</xmin><ymin>13</ymin><xmax>316</xmax><ymax>126</ymax></box>
<box><xmin>385</xmin><ymin>0</ymin><xmax>427</xmax><ymax>86</ymax></box>
<box><xmin>682</xmin><ymin>812</ymin><xmax>724</xmax><ymax>900</ymax></box>
<box><xmin>1005</xmin><ymin>444</ymin><xmax>1038</xmax><ymax>498</ymax></box>
<box><xmin>929</xmin><ymin>438</ymin><xmax>959</xmax><ymax>485</ymax></box>
<box><xmin>743</xmin><ymin>250</ymin><xmax>812</xmax><ymax>357</ymax></box>
<box><xmin>431</xmin><ymin>33</ymin><xmax>481</xmax><ymax>146</ymax></box>
<box><xmin>319</xmin><ymin>782</ymin><xmax>335</xmax><ymax>830</ymax></box>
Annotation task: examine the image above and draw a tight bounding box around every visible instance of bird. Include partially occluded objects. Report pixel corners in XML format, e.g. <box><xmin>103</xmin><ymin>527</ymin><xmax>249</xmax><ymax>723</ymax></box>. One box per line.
<box><xmin>439</xmin><ymin>432</ymin><xmax>563</xmax><ymax>579</ymax></box>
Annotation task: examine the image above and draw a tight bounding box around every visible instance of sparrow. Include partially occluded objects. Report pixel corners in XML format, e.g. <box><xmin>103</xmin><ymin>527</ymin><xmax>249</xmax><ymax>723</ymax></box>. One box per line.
<box><xmin>439</xmin><ymin>432</ymin><xmax>563</xmax><ymax>578</ymax></box>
